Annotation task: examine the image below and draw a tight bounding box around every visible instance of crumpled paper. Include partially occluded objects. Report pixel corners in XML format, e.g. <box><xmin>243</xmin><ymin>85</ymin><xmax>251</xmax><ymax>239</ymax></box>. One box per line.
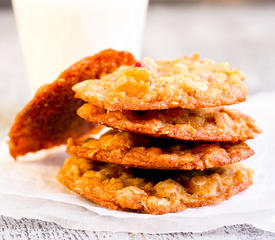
<box><xmin>0</xmin><ymin>92</ymin><xmax>274</xmax><ymax>233</ymax></box>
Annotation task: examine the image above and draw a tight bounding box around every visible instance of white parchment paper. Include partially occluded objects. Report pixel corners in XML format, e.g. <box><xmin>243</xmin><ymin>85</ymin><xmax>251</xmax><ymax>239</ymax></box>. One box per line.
<box><xmin>0</xmin><ymin>92</ymin><xmax>274</xmax><ymax>233</ymax></box>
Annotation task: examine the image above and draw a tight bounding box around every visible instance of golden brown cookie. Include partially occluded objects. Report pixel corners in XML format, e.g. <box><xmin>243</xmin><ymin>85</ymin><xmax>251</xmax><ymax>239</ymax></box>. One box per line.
<box><xmin>57</xmin><ymin>156</ymin><xmax>253</xmax><ymax>214</ymax></box>
<box><xmin>8</xmin><ymin>49</ymin><xmax>136</xmax><ymax>159</ymax></box>
<box><xmin>77</xmin><ymin>104</ymin><xmax>261</xmax><ymax>142</ymax></box>
<box><xmin>73</xmin><ymin>54</ymin><xmax>248</xmax><ymax>111</ymax></box>
<box><xmin>67</xmin><ymin>130</ymin><xmax>254</xmax><ymax>170</ymax></box>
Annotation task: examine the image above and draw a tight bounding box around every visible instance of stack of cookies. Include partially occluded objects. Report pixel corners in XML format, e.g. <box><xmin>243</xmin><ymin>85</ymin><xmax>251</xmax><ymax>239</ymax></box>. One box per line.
<box><xmin>58</xmin><ymin>53</ymin><xmax>261</xmax><ymax>215</ymax></box>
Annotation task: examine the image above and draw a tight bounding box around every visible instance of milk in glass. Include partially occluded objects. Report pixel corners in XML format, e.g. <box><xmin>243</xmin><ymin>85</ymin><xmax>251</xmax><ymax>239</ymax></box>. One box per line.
<box><xmin>12</xmin><ymin>0</ymin><xmax>148</xmax><ymax>93</ymax></box>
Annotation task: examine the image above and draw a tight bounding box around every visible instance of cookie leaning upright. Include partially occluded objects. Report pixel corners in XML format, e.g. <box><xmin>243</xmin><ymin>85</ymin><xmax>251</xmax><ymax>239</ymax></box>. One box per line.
<box><xmin>58</xmin><ymin>52</ymin><xmax>261</xmax><ymax>215</ymax></box>
<box><xmin>73</xmin><ymin>54</ymin><xmax>248</xmax><ymax>111</ymax></box>
<box><xmin>8</xmin><ymin>49</ymin><xmax>136</xmax><ymax>159</ymax></box>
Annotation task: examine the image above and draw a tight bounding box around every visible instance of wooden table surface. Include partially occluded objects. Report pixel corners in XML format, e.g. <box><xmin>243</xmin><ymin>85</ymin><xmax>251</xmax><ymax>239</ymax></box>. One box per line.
<box><xmin>1</xmin><ymin>216</ymin><xmax>275</xmax><ymax>240</ymax></box>
<box><xmin>1</xmin><ymin>3</ymin><xmax>275</xmax><ymax>239</ymax></box>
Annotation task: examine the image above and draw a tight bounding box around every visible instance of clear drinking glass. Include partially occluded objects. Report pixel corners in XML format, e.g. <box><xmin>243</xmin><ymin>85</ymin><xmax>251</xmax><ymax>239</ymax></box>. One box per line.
<box><xmin>12</xmin><ymin>0</ymin><xmax>149</xmax><ymax>93</ymax></box>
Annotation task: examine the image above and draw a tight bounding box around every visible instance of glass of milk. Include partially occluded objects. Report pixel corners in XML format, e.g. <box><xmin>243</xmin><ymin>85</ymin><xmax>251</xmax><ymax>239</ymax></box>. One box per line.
<box><xmin>12</xmin><ymin>0</ymin><xmax>149</xmax><ymax>94</ymax></box>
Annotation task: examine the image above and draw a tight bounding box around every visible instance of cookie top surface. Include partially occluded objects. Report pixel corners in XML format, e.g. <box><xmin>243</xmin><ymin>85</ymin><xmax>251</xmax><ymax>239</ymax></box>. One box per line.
<box><xmin>58</xmin><ymin>156</ymin><xmax>253</xmax><ymax>214</ymax></box>
<box><xmin>73</xmin><ymin>54</ymin><xmax>248</xmax><ymax>110</ymax></box>
<box><xmin>67</xmin><ymin>130</ymin><xmax>254</xmax><ymax>170</ymax></box>
<box><xmin>8</xmin><ymin>49</ymin><xmax>135</xmax><ymax>159</ymax></box>
<box><xmin>78</xmin><ymin>104</ymin><xmax>261</xmax><ymax>142</ymax></box>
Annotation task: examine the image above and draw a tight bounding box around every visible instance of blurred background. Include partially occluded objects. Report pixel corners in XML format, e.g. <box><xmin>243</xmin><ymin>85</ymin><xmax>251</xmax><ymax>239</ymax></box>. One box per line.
<box><xmin>0</xmin><ymin>0</ymin><xmax>275</xmax><ymax>136</ymax></box>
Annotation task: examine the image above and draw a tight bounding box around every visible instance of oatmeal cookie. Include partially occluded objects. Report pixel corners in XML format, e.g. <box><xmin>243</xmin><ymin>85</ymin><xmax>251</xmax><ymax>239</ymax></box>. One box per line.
<box><xmin>57</xmin><ymin>156</ymin><xmax>253</xmax><ymax>214</ymax></box>
<box><xmin>73</xmin><ymin>54</ymin><xmax>248</xmax><ymax>110</ymax></box>
<box><xmin>78</xmin><ymin>104</ymin><xmax>261</xmax><ymax>142</ymax></box>
<box><xmin>67</xmin><ymin>130</ymin><xmax>254</xmax><ymax>170</ymax></box>
<box><xmin>8</xmin><ymin>49</ymin><xmax>136</xmax><ymax>159</ymax></box>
